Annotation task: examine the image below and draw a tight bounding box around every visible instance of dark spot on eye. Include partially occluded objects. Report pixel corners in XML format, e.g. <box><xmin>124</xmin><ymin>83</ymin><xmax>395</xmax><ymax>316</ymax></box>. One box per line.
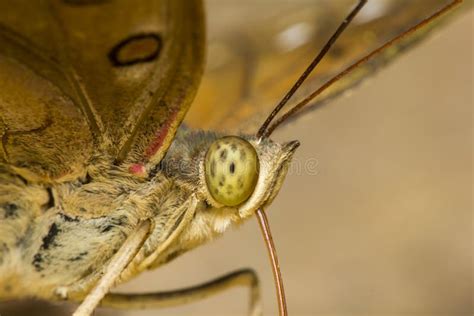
<box><xmin>41</xmin><ymin>223</ymin><xmax>60</xmax><ymax>250</ymax></box>
<box><xmin>238</xmin><ymin>177</ymin><xmax>244</xmax><ymax>188</ymax></box>
<box><xmin>226</xmin><ymin>185</ymin><xmax>233</xmax><ymax>191</ymax></box>
<box><xmin>79</xmin><ymin>207</ymin><xmax>87</xmax><ymax>213</ymax></box>
<box><xmin>220</xmin><ymin>176</ymin><xmax>226</xmax><ymax>183</ymax></box>
<box><xmin>210</xmin><ymin>159</ymin><xmax>216</xmax><ymax>177</ymax></box>
<box><xmin>219</xmin><ymin>181</ymin><xmax>224</xmax><ymax>187</ymax></box>
<box><xmin>229</xmin><ymin>162</ymin><xmax>235</xmax><ymax>174</ymax></box>
<box><xmin>2</xmin><ymin>203</ymin><xmax>18</xmax><ymax>219</ymax></box>
<box><xmin>108</xmin><ymin>33</ymin><xmax>162</xmax><ymax>67</ymax></box>
<box><xmin>214</xmin><ymin>188</ymin><xmax>219</xmax><ymax>195</ymax></box>
<box><xmin>231</xmin><ymin>143</ymin><xmax>237</xmax><ymax>152</ymax></box>
<box><xmin>220</xmin><ymin>149</ymin><xmax>228</xmax><ymax>161</ymax></box>
<box><xmin>240</xmin><ymin>149</ymin><xmax>246</xmax><ymax>161</ymax></box>
<box><xmin>217</xmin><ymin>145</ymin><xmax>221</xmax><ymax>150</ymax></box>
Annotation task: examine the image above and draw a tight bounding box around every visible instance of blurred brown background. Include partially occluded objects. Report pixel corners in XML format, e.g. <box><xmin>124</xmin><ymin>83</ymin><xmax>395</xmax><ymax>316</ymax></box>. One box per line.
<box><xmin>1</xmin><ymin>5</ymin><xmax>472</xmax><ymax>316</ymax></box>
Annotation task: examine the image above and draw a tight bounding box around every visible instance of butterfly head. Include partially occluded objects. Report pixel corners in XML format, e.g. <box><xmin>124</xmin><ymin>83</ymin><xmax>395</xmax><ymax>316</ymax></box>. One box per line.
<box><xmin>163</xmin><ymin>130</ymin><xmax>298</xmax><ymax>219</ymax></box>
<box><xmin>200</xmin><ymin>134</ymin><xmax>299</xmax><ymax>218</ymax></box>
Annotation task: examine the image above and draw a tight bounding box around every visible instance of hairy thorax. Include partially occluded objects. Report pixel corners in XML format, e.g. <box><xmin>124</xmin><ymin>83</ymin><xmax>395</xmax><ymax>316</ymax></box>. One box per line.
<box><xmin>0</xmin><ymin>129</ymin><xmax>296</xmax><ymax>303</ymax></box>
<box><xmin>0</xmin><ymin>164</ymin><xmax>191</xmax><ymax>302</ymax></box>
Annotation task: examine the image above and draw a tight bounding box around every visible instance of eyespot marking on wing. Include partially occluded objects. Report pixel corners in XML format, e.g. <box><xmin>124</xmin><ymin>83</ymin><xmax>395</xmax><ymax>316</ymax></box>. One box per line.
<box><xmin>108</xmin><ymin>33</ymin><xmax>162</xmax><ymax>67</ymax></box>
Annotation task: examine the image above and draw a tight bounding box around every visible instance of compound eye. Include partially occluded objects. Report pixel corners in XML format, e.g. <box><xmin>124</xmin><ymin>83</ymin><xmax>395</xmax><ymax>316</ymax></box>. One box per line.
<box><xmin>204</xmin><ymin>136</ymin><xmax>259</xmax><ymax>206</ymax></box>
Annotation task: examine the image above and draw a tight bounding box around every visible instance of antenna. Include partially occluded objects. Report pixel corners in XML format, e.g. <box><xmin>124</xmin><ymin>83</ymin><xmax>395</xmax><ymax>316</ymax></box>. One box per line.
<box><xmin>260</xmin><ymin>0</ymin><xmax>463</xmax><ymax>138</ymax></box>
<box><xmin>257</xmin><ymin>0</ymin><xmax>368</xmax><ymax>139</ymax></box>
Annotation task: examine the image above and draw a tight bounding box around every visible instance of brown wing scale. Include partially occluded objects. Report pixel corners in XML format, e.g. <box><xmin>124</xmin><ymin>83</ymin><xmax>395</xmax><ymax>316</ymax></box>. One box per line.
<box><xmin>0</xmin><ymin>0</ymin><xmax>205</xmax><ymax>182</ymax></box>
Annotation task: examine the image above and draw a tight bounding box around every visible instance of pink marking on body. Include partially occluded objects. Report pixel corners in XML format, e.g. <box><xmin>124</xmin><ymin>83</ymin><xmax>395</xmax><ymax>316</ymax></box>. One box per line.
<box><xmin>129</xmin><ymin>163</ymin><xmax>147</xmax><ymax>176</ymax></box>
<box><xmin>144</xmin><ymin>108</ymin><xmax>179</xmax><ymax>160</ymax></box>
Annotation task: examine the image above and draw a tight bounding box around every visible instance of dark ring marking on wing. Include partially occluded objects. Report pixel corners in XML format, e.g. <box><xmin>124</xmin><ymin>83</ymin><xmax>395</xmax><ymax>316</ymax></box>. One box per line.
<box><xmin>108</xmin><ymin>33</ymin><xmax>162</xmax><ymax>67</ymax></box>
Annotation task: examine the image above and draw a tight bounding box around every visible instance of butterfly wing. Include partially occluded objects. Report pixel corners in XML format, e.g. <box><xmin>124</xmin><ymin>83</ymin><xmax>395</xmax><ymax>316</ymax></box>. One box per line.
<box><xmin>186</xmin><ymin>0</ymin><xmax>467</xmax><ymax>133</ymax></box>
<box><xmin>0</xmin><ymin>0</ymin><xmax>205</xmax><ymax>181</ymax></box>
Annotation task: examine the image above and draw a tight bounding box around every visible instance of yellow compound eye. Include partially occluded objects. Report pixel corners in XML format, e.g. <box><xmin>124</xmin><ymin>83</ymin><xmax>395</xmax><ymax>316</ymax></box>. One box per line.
<box><xmin>204</xmin><ymin>136</ymin><xmax>259</xmax><ymax>206</ymax></box>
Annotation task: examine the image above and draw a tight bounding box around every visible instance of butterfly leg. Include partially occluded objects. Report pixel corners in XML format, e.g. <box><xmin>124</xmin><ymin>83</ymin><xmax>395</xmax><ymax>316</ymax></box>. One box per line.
<box><xmin>100</xmin><ymin>268</ymin><xmax>262</xmax><ymax>316</ymax></box>
<box><xmin>72</xmin><ymin>220</ymin><xmax>151</xmax><ymax>316</ymax></box>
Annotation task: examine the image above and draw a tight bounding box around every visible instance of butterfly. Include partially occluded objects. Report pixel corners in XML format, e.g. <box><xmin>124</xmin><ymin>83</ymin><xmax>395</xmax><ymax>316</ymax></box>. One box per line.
<box><xmin>0</xmin><ymin>0</ymin><xmax>470</xmax><ymax>315</ymax></box>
